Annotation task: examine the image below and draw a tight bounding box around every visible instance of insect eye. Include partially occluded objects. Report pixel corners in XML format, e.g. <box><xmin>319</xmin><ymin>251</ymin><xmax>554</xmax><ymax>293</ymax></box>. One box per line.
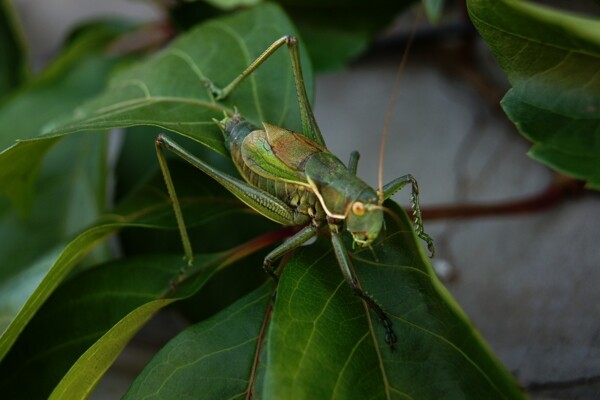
<box><xmin>352</xmin><ymin>201</ymin><xmax>365</xmax><ymax>216</ymax></box>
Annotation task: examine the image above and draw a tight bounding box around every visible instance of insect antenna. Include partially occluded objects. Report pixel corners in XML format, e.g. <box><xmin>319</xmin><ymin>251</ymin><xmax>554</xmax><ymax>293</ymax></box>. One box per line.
<box><xmin>377</xmin><ymin>9</ymin><xmax>422</xmax><ymax>204</ymax></box>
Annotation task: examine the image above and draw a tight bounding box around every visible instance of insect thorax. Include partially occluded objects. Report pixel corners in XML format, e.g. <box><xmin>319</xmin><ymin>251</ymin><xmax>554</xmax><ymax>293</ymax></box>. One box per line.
<box><xmin>222</xmin><ymin>115</ymin><xmax>381</xmax><ymax>239</ymax></box>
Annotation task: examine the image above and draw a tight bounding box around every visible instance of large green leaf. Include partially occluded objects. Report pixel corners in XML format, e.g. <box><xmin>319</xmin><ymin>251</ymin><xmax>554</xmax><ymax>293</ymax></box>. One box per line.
<box><xmin>126</xmin><ymin>203</ymin><xmax>525</xmax><ymax>399</ymax></box>
<box><xmin>0</xmin><ymin>163</ymin><xmax>255</xmax><ymax>363</ymax></box>
<box><xmin>0</xmin><ymin>164</ymin><xmax>277</xmax><ymax>398</ymax></box>
<box><xmin>0</xmin><ymin>21</ymin><xmax>131</xmax><ymax>214</ymax></box>
<box><xmin>467</xmin><ymin>0</ymin><xmax>600</xmax><ymax>189</ymax></box>
<box><xmin>0</xmin><ymin>22</ymin><xmax>136</xmax><ymax>358</ymax></box>
<box><xmin>45</xmin><ymin>3</ymin><xmax>312</xmax><ymax>156</ymax></box>
<box><xmin>0</xmin><ymin>248</ymin><xmax>259</xmax><ymax>399</ymax></box>
<box><xmin>0</xmin><ymin>135</ymin><xmax>107</xmax><ymax>319</ymax></box>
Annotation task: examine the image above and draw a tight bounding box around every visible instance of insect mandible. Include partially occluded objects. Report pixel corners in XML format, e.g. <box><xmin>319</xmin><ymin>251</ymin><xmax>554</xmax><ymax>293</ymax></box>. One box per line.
<box><xmin>155</xmin><ymin>36</ymin><xmax>434</xmax><ymax>347</ymax></box>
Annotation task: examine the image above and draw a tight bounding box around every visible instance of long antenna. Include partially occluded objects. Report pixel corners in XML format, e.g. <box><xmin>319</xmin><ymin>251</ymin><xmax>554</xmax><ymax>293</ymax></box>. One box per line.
<box><xmin>378</xmin><ymin>9</ymin><xmax>422</xmax><ymax>203</ymax></box>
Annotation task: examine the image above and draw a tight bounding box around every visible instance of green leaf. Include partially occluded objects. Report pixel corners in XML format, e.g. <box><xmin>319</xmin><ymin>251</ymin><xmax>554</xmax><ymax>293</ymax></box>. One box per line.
<box><xmin>0</xmin><ymin>250</ymin><xmax>236</xmax><ymax>399</ymax></box>
<box><xmin>127</xmin><ymin>203</ymin><xmax>525</xmax><ymax>399</ymax></box>
<box><xmin>51</xmin><ymin>300</ymin><xmax>173</xmax><ymax>400</ymax></box>
<box><xmin>0</xmin><ymin>222</ymin><xmax>119</xmax><ymax>362</ymax></box>
<box><xmin>0</xmin><ymin>164</ymin><xmax>253</xmax><ymax>363</ymax></box>
<box><xmin>45</xmin><ymin>3</ymin><xmax>312</xmax><ymax>156</ymax></box>
<box><xmin>0</xmin><ymin>22</ymin><xmax>135</xmax><ymax>357</ymax></box>
<box><xmin>0</xmin><ymin>0</ymin><xmax>28</xmax><ymax>99</ymax></box>
<box><xmin>0</xmin><ymin>134</ymin><xmax>108</xmax><ymax>284</ymax></box>
<box><xmin>0</xmin><ymin>166</ymin><xmax>273</xmax><ymax>398</ymax></box>
<box><xmin>279</xmin><ymin>0</ymin><xmax>417</xmax><ymax>72</ymax></box>
<box><xmin>0</xmin><ymin>133</ymin><xmax>110</xmax><ymax>351</ymax></box>
<box><xmin>467</xmin><ymin>0</ymin><xmax>600</xmax><ymax>189</ymax></box>
<box><xmin>124</xmin><ymin>283</ymin><xmax>273</xmax><ymax>399</ymax></box>
<box><xmin>0</xmin><ymin>137</ymin><xmax>59</xmax><ymax>215</ymax></box>
<box><xmin>0</xmin><ymin>21</ymin><xmax>132</xmax><ymax>213</ymax></box>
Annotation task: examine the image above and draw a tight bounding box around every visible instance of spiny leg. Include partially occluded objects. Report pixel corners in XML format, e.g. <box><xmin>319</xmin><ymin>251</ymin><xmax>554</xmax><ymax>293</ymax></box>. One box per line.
<box><xmin>204</xmin><ymin>35</ymin><xmax>325</xmax><ymax>147</ymax></box>
<box><xmin>263</xmin><ymin>223</ymin><xmax>321</xmax><ymax>281</ymax></box>
<box><xmin>382</xmin><ymin>174</ymin><xmax>434</xmax><ymax>257</ymax></box>
<box><xmin>156</xmin><ymin>134</ymin><xmax>309</xmax><ymax>273</ymax></box>
<box><xmin>156</xmin><ymin>134</ymin><xmax>299</xmax><ymax>227</ymax></box>
<box><xmin>330</xmin><ymin>226</ymin><xmax>397</xmax><ymax>347</ymax></box>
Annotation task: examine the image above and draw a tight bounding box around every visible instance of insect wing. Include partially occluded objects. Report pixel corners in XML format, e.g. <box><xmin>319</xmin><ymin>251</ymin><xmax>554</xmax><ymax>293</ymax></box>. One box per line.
<box><xmin>241</xmin><ymin>123</ymin><xmax>326</xmax><ymax>184</ymax></box>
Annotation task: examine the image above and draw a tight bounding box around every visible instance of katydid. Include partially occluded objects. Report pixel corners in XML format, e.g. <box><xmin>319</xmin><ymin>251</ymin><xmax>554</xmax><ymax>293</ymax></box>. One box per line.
<box><xmin>155</xmin><ymin>36</ymin><xmax>434</xmax><ymax>347</ymax></box>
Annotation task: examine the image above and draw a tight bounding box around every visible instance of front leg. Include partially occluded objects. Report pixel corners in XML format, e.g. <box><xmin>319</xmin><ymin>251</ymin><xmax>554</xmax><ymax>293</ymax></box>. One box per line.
<box><xmin>382</xmin><ymin>174</ymin><xmax>435</xmax><ymax>257</ymax></box>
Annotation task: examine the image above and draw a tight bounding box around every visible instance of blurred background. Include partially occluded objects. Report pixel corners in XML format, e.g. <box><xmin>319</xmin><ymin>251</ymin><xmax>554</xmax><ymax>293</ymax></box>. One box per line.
<box><xmin>9</xmin><ymin>0</ymin><xmax>600</xmax><ymax>398</ymax></box>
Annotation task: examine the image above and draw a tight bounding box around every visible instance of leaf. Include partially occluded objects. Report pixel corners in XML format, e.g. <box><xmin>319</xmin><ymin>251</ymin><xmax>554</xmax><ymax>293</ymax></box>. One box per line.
<box><xmin>0</xmin><ymin>250</ymin><xmax>233</xmax><ymax>399</ymax></box>
<box><xmin>0</xmin><ymin>137</ymin><xmax>59</xmax><ymax>216</ymax></box>
<box><xmin>467</xmin><ymin>0</ymin><xmax>600</xmax><ymax>189</ymax></box>
<box><xmin>0</xmin><ymin>0</ymin><xmax>28</xmax><ymax>99</ymax></box>
<box><xmin>51</xmin><ymin>300</ymin><xmax>173</xmax><ymax>400</ymax></box>
<box><xmin>127</xmin><ymin>202</ymin><xmax>525</xmax><ymax>399</ymax></box>
<box><xmin>0</xmin><ymin>22</ymin><xmax>135</xmax><ymax>357</ymax></box>
<box><xmin>0</xmin><ymin>164</ymin><xmax>276</xmax><ymax>398</ymax></box>
<box><xmin>45</xmin><ymin>3</ymin><xmax>312</xmax><ymax>156</ymax></box>
<box><xmin>0</xmin><ymin>21</ymin><xmax>132</xmax><ymax>213</ymax></box>
<box><xmin>264</xmin><ymin>202</ymin><xmax>524</xmax><ymax>399</ymax></box>
<box><xmin>124</xmin><ymin>283</ymin><xmax>273</xmax><ymax>400</ymax></box>
<box><xmin>0</xmin><ymin>133</ymin><xmax>111</xmax><ymax>350</ymax></box>
<box><xmin>0</xmin><ymin>222</ymin><xmax>119</xmax><ymax>362</ymax></box>
<box><xmin>0</xmin><ymin>136</ymin><xmax>108</xmax><ymax>277</ymax></box>
<box><xmin>279</xmin><ymin>0</ymin><xmax>417</xmax><ymax>72</ymax></box>
<box><xmin>0</xmin><ymin>164</ymin><xmax>254</xmax><ymax>363</ymax></box>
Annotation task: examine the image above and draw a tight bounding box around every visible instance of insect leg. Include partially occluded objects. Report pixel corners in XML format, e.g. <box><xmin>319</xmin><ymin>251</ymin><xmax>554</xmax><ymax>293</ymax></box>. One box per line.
<box><xmin>347</xmin><ymin>151</ymin><xmax>360</xmax><ymax>175</ymax></box>
<box><xmin>156</xmin><ymin>136</ymin><xmax>194</xmax><ymax>265</ymax></box>
<box><xmin>263</xmin><ymin>223</ymin><xmax>321</xmax><ymax>281</ymax></box>
<box><xmin>156</xmin><ymin>134</ymin><xmax>300</xmax><ymax>245</ymax></box>
<box><xmin>205</xmin><ymin>36</ymin><xmax>325</xmax><ymax>147</ymax></box>
<box><xmin>330</xmin><ymin>228</ymin><xmax>398</xmax><ymax>347</ymax></box>
<box><xmin>382</xmin><ymin>174</ymin><xmax>435</xmax><ymax>257</ymax></box>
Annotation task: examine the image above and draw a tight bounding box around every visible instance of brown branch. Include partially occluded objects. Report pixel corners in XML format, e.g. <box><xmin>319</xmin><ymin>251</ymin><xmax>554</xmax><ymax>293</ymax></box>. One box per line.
<box><xmin>421</xmin><ymin>175</ymin><xmax>587</xmax><ymax>221</ymax></box>
<box><xmin>526</xmin><ymin>374</ymin><xmax>600</xmax><ymax>392</ymax></box>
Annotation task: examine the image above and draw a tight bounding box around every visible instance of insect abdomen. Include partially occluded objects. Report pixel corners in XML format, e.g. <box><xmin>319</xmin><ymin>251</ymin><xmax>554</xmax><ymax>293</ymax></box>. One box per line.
<box><xmin>223</xmin><ymin>115</ymin><xmax>323</xmax><ymax>223</ymax></box>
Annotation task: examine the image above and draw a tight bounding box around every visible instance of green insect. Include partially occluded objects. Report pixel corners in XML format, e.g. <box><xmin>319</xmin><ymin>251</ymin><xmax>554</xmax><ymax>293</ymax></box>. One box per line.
<box><xmin>155</xmin><ymin>36</ymin><xmax>434</xmax><ymax>347</ymax></box>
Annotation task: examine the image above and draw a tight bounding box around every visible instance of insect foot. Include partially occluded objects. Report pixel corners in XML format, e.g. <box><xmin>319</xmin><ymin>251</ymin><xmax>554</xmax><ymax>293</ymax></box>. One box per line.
<box><xmin>262</xmin><ymin>258</ymin><xmax>280</xmax><ymax>283</ymax></box>
<box><xmin>382</xmin><ymin>318</ymin><xmax>398</xmax><ymax>348</ymax></box>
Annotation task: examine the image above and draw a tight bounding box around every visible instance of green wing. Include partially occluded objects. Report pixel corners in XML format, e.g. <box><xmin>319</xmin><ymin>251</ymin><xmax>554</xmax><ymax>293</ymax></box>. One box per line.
<box><xmin>241</xmin><ymin>122</ymin><xmax>327</xmax><ymax>185</ymax></box>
